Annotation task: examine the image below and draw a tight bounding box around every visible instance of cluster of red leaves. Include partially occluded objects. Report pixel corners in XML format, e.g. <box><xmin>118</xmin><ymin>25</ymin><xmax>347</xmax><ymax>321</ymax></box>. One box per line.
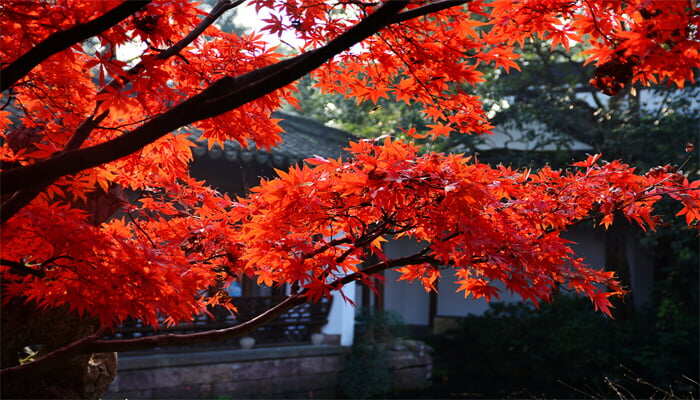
<box><xmin>5</xmin><ymin>139</ymin><xmax>696</xmax><ymax>324</ymax></box>
<box><xmin>5</xmin><ymin>1</ymin><xmax>694</xmax><ymax>152</ymax></box>
<box><xmin>487</xmin><ymin>0</ymin><xmax>700</xmax><ymax>94</ymax></box>
<box><xmin>232</xmin><ymin>140</ymin><xmax>699</xmax><ymax>317</ymax></box>
<box><xmin>256</xmin><ymin>0</ymin><xmax>699</xmax><ymax>133</ymax></box>
<box><xmin>0</xmin><ymin>176</ymin><xmax>239</xmax><ymax>327</ymax></box>
<box><xmin>1</xmin><ymin>0</ymin><xmax>699</xmax><ymax>327</ymax></box>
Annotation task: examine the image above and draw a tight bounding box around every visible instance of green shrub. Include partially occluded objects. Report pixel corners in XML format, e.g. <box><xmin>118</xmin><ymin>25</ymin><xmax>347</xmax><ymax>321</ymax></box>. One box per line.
<box><xmin>339</xmin><ymin>310</ymin><xmax>406</xmax><ymax>398</ymax></box>
<box><xmin>428</xmin><ymin>293</ymin><xmax>698</xmax><ymax>399</ymax></box>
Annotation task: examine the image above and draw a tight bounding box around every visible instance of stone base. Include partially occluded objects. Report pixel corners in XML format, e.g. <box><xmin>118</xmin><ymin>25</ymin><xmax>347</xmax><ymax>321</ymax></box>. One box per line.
<box><xmin>105</xmin><ymin>340</ymin><xmax>433</xmax><ymax>398</ymax></box>
<box><xmin>388</xmin><ymin>339</ymin><xmax>434</xmax><ymax>392</ymax></box>
<box><xmin>105</xmin><ymin>345</ymin><xmax>346</xmax><ymax>399</ymax></box>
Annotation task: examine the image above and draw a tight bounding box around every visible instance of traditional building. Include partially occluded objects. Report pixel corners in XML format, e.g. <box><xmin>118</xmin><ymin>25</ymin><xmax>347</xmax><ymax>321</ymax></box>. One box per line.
<box><xmin>106</xmin><ymin>109</ymin><xmax>655</xmax><ymax>398</ymax></box>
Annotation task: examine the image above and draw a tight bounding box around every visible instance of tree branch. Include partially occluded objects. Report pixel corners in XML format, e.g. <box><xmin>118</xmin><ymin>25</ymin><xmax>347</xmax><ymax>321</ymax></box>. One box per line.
<box><xmin>0</xmin><ymin>329</ymin><xmax>106</xmax><ymax>380</ymax></box>
<box><xmin>159</xmin><ymin>0</ymin><xmax>245</xmax><ymax>59</ymax></box>
<box><xmin>0</xmin><ymin>1</ymin><xmax>151</xmax><ymax>92</ymax></box>
<box><xmin>0</xmin><ymin>0</ymin><xmax>431</xmax><ymax>195</ymax></box>
<box><xmin>0</xmin><ymin>189</ymin><xmax>42</xmax><ymax>225</ymax></box>
<box><xmin>0</xmin><ymin>258</ymin><xmax>46</xmax><ymax>278</ymax></box>
<box><xmin>83</xmin><ymin>295</ymin><xmax>307</xmax><ymax>353</ymax></box>
<box><xmin>0</xmin><ymin>1</ymin><xmax>244</xmax><ymax>221</ymax></box>
<box><xmin>303</xmin><ymin>237</ymin><xmax>353</xmax><ymax>259</ymax></box>
<box><xmin>0</xmin><ymin>110</ymin><xmax>109</xmax><ymax>225</ymax></box>
<box><xmin>94</xmin><ymin>0</ymin><xmax>243</xmax><ymax>103</ymax></box>
<box><xmin>0</xmin><ymin>249</ymin><xmax>435</xmax><ymax>372</ymax></box>
<box><xmin>332</xmin><ymin>251</ymin><xmax>433</xmax><ymax>288</ymax></box>
<box><xmin>63</xmin><ymin>110</ymin><xmax>111</xmax><ymax>151</ymax></box>
<box><xmin>85</xmin><ymin>252</ymin><xmax>432</xmax><ymax>353</ymax></box>
<box><xmin>61</xmin><ymin>0</ymin><xmax>242</xmax><ymax>151</ymax></box>
<box><xmin>389</xmin><ymin>0</ymin><xmax>469</xmax><ymax>24</ymax></box>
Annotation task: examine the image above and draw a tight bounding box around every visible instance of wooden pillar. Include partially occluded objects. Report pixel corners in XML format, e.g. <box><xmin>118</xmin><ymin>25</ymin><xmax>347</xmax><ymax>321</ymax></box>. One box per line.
<box><xmin>428</xmin><ymin>278</ymin><xmax>439</xmax><ymax>328</ymax></box>
<box><xmin>605</xmin><ymin>215</ymin><xmax>634</xmax><ymax>319</ymax></box>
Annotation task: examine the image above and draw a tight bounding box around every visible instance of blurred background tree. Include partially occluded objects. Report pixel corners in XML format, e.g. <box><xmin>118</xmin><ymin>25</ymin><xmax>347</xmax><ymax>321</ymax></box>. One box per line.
<box><xmin>289</xmin><ymin>74</ymin><xmax>428</xmax><ymax>140</ymax></box>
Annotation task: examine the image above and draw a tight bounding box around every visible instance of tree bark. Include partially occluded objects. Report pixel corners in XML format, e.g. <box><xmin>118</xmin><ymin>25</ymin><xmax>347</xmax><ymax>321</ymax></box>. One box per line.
<box><xmin>1</xmin><ymin>300</ymin><xmax>116</xmax><ymax>399</ymax></box>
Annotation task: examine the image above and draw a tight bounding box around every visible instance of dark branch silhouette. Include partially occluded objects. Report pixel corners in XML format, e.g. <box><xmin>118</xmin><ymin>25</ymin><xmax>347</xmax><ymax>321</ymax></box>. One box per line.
<box><xmin>0</xmin><ymin>1</ymin><xmax>151</xmax><ymax>92</ymax></box>
<box><xmin>390</xmin><ymin>0</ymin><xmax>469</xmax><ymax>24</ymax></box>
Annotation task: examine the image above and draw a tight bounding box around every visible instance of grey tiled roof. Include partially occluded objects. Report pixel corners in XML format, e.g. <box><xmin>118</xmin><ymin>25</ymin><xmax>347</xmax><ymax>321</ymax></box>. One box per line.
<box><xmin>192</xmin><ymin>111</ymin><xmax>357</xmax><ymax>167</ymax></box>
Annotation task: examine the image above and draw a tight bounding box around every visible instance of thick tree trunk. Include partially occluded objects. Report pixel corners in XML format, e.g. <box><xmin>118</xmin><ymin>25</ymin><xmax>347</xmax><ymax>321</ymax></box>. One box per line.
<box><xmin>1</xmin><ymin>300</ymin><xmax>117</xmax><ymax>399</ymax></box>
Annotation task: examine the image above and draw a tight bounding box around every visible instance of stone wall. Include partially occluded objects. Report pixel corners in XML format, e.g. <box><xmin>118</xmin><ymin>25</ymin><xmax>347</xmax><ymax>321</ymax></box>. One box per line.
<box><xmin>387</xmin><ymin>339</ymin><xmax>433</xmax><ymax>392</ymax></box>
<box><xmin>105</xmin><ymin>342</ymin><xmax>432</xmax><ymax>399</ymax></box>
<box><xmin>105</xmin><ymin>345</ymin><xmax>345</xmax><ymax>399</ymax></box>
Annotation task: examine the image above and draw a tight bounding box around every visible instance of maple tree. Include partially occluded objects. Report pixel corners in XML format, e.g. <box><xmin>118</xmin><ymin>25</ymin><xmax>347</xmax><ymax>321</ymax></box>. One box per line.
<box><xmin>1</xmin><ymin>0</ymin><xmax>699</xmax><ymax>396</ymax></box>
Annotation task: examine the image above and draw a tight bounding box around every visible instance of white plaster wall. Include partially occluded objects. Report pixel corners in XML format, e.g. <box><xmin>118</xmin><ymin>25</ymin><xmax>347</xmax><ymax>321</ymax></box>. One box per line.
<box><xmin>383</xmin><ymin>238</ymin><xmax>431</xmax><ymax>326</ymax></box>
<box><xmin>436</xmin><ymin>272</ymin><xmax>519</xmax><ymax>317</ymax></box>
<box><xmin>383</xmin><ymin>269</ymin><xmax>431</xmax><ymax>325</ymax></box>
<box><xmin>435</xmin><ymin>226</ymin><xmax>605</xmax><ymax>317</ymax></box>
<box><xmin>626</xmin><ymin>235</ymin><xmax>654</xmax><ymax>309</ymax></box>
<box><xmin>383</xmin><ymin>225</ymin><xmax>610</xmax><ymax>319</ymax></box>
<box><xmin>563</xmin><ymin>225</ymin><xmax>654</xmax><ymax>309</ymax></box>
<box><xmin>562</xmin><ymin>224</ymin><xmax>607</xmax><ymax>270</ymax></box>
<box><xmin>322</xmin><ymin>282</ymin><xmax>356</xmax><ymax>346</ymax></box>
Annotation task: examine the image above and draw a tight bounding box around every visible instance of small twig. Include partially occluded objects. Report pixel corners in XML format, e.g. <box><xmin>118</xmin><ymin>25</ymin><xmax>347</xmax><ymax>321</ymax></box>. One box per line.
<box><xmin>303</xmin><ymin>237</ymin><xmax>353</xmax><ymax>259</ymax></box>
<box><xmin>681</xmin><ymin>375</ymin><xmax>699</xmax><ymax>386</ymax></box>
<box><xmin>332</xmin><ymin>249</ymin><xmax>433</xmax><ymax>288</ymax></box>
<box><xmin>389</xmin><ymin>0</ymin><xmax>469</xmax><ymax>25</ymax></box>
<box><xmin>676</xmin><ymin>153</ymin><xmax>693</xmax><ymax>173</ymax></box>
<box><xmin>39</xmin><ymin>255</ymin><xmax>75</xmax><ymax>268</ymax></box>
<box><xmin>0</xmin><ymin>90</ymin><xmax>14</xmax><ymax>110</ymax></box>
<box><xmin>653</xmin><ymin>90</ymin><xmax>673</xmax><ymax>121</ymax></box>
<box><xmin>338</xmin><ymin>0</ymin><xmax>379</xmax><ymax>7</ymax></box>
<box><xmin>0</xmin><ymin>110</ymin><xmax>110</xmax><ymax>225</ymax></box>
<box><xmin>126</xmin><ymin>211</ymin><xmax>157</xmax><ymax>247</ymax></box>
<box><xmin>582</xmin><ymin>0</ymin><xmax>616</xmax><ymax>47</ymax></box>
<box><xmin>556</xmin><ymin>379</ymin><xmax>598</xmax><ymax>399</ymax></box>
<box><xmin>192</xmin><ymin>253</ymin><xmax>228</xmax><ymax>264</ymax></box>
<box><xmin>96</xmin><ymin>115</ymin><xmax>156</xmax><ymax>132</ymax></box>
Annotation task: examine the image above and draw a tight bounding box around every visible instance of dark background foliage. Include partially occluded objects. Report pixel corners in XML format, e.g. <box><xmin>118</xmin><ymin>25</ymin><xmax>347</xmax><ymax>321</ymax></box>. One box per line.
<box><xmin>426</xmin><ymin>290</ymin><xmax>698</xmax><ymax>399</ymax></box>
